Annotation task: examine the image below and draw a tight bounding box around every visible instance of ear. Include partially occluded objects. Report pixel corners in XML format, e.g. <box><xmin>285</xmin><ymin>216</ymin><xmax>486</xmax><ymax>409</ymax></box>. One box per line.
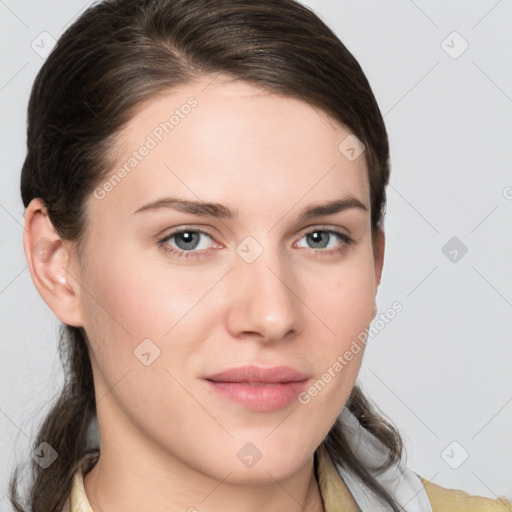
<box><xmin>373</xmin><ymin>227</ymin><xmax>385</xmax><ymax>287</ymax></box>
<box><xmin>370</xmin><ymin>228</ymin><xmax>385</xmax><ymax>319</ymax></box>
<box><xmin>23</xmin><ymin>198</ymin><xmax>83</xmax><ymax>327</ymax></box>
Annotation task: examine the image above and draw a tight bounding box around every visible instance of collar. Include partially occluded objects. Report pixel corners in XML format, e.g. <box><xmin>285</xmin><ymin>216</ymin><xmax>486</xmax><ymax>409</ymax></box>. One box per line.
<box><xmin>67</xmin><ymin>452</ymin><xmax>97</xmax><ymax>512</ymax></box>
<box><xmin>315</xmin><ymin>444</ymin><xmax>360</xmax><ymax>511</ymax></box>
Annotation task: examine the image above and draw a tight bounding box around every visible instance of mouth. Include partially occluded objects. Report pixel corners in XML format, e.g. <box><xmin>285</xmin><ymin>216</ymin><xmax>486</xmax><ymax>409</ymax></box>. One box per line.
<box><xmin>203</xmin><ymin>365</ymin><xmax>310</xmax><ymax>412</ymax></box>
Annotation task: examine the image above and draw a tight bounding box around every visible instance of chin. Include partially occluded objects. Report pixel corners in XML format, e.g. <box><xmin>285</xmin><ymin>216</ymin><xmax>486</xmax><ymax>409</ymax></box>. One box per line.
<box><xmin>223</xmin><ymin>457</ymin><xmax>310</xmax><ymax>486</ymax></box>
<box><xmin>228</xmin><ymin>436</ymin><xmax>317</xmax><ymax>484</ymax></box>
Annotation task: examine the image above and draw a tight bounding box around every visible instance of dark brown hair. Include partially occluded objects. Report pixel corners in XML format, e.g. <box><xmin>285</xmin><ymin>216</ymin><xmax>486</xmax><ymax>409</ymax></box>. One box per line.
<box><xmin>11</xmin><ymin>0</ymin><xmax>403</xmax><ymax>510</ymax></box>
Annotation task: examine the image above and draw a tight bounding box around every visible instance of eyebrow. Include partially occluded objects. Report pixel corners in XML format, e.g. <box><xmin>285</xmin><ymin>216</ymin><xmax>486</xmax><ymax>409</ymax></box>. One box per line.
<box><xmin>132</xmin><ymin>195</ymin><xmax>368</xmax><ymax>221</ymax></box>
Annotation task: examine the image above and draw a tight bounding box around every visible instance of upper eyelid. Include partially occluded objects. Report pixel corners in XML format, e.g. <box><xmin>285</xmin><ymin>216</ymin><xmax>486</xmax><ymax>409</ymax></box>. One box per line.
<box><xmin>297</xmin><ymin>224</ymin><xmax>350</xmax><ymax>237</ymax></box>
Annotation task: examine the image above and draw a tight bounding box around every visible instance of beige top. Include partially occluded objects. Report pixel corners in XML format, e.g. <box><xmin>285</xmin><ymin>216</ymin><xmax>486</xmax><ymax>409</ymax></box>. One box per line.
<box><xmin>63</xmin><ymin>449</ymin><xmax>512</xmax><ymax>512</ymax></box>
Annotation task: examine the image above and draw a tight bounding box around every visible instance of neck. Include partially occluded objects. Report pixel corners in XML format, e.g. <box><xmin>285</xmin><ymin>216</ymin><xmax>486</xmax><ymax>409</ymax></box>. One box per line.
<box><xmin>83</xmin><ymin>448</ymin><xmax>325</xmax><ymax>512</ymax></box>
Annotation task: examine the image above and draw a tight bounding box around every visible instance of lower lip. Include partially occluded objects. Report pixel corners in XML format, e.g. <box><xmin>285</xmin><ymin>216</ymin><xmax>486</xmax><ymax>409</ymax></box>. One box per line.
<box><xmin>205</xmin><ymin>380</ymin><xmax>309</xmax><ymax>412</ymax></box>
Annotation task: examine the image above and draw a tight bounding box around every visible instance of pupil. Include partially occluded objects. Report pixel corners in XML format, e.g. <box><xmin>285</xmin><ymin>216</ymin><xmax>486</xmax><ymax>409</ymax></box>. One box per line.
<box><xmin>309</xmin><ymin>231</ymin><xmax>328</xmax><ymax>249</ymax></box>
<box><xmin>176</xmin><ymin>231</ymin><xmax>198</xmax><ymax>250</ymax></box>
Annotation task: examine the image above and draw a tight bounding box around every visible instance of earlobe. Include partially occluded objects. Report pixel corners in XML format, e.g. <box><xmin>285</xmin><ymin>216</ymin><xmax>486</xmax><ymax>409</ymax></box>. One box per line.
<box><xmin>23</xmin><ymin>198</ymin><xmax>83</xmax><ymax>327</ymax></box>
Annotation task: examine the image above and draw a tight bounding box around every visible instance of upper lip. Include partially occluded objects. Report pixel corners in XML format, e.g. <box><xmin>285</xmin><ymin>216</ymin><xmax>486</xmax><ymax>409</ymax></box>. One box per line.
<box><xmin>204</xmin><ymin>365</ymin><xmax>309</xmax><ymax>384</ymax></box>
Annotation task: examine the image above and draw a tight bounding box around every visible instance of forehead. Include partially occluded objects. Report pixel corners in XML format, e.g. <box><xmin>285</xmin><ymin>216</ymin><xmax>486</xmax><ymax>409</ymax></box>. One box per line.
<box><xmin>87</xmin><ymin>77</ymin><xmax>370</xmax><ymax>224</ymax></box>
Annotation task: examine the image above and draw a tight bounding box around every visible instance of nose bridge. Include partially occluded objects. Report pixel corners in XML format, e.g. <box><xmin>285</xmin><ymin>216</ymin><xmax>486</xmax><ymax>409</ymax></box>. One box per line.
<box><xmin>228</xmin><ymin>234</ymin><xmax>301</xmax><ymax>341</ymax></box>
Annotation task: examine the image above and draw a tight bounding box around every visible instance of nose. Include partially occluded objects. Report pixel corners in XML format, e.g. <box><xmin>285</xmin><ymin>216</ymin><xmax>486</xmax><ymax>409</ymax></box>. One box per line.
<box><xmin>225</xmin><ymin>243</ymin><xmax>302</xmax><ymax>344</ymax></box>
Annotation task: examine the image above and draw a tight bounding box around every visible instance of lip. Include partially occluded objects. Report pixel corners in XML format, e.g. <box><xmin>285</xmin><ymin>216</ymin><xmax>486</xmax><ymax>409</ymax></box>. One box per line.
<box><xmin>204</xmin><ymin>365</ymin><xmax>310</xmax><ymax>412</ymax></box>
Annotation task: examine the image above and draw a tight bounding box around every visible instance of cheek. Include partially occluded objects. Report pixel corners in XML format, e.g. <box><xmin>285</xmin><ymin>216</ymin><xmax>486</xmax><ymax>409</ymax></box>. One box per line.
<box><xmin>306</xmin><ymin>256</ymin><xmax>376</xmax><ymax>348</ymax></box>
<box><xmin>78</xmin><ymin>247</ymin><xmax>226</xmax><ymax>385</ymax></box>
<box><xmin>81</xmin><ymin>246</ymin><xmax>200</xmax><ymax>339</ymax></box>
<box><xmin>295</xmin><ymin>255</ymin><xmax>376</xmax><ymax>411</ymax></box>
<box><xmin>80</xmin><ymin>238</ymin><xmax>376</xmax><ymax>370</ymax></box>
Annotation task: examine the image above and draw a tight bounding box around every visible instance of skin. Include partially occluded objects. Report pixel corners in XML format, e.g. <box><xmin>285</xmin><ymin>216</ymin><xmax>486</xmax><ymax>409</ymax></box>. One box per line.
<box><xmin>24</xmin><ymin>75</ymin><xmax>384</xmax><ymax>512</ymax></box>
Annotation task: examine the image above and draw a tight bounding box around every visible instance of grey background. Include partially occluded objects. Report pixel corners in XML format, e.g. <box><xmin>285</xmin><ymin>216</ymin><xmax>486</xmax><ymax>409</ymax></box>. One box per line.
<box><xmin>1</xmin><ymin>0</ymin><xmax>511</xmax><ymax>506</ymax></box>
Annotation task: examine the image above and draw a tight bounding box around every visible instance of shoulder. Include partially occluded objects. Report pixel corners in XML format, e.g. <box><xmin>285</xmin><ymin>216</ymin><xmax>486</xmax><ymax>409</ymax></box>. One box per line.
<box><xmin>420</xmin><ymin>476</ymin><xmax>512</xmax><ymax>512</ymax></box>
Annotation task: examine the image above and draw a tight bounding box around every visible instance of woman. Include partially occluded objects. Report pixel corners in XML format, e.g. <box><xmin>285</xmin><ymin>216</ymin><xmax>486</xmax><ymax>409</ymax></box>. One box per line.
<box><xmin>9</xmin><ymin>0</ymin><xmax>511</xmax><ymax>511</ymax></box>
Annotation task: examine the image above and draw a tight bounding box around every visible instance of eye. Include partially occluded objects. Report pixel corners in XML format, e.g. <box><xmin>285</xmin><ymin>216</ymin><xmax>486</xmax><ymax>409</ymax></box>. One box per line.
<box><xmin>158</xmin><ymin>228</ymin><xmax>217</xmax><ymax>258</ymax></box>
<box><xmin>158</xmin><ymin>226</ymin><xmax>353</xmax><ymax>259</ymax></box>
<box><xmin>295</xmin><ymin>228</ymin><xmax>353</xmax><ymax>256</ymax></box>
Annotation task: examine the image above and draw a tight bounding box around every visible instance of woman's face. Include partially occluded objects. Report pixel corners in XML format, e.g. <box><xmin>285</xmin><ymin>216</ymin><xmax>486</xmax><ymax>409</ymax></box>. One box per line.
<box><xmin>73</xmin><ymin>76</ymin><xmax>383</xmax><ymax>482</ymax></box>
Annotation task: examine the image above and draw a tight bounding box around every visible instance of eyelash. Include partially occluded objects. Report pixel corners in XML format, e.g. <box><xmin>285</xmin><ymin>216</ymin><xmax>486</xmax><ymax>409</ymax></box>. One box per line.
<box><xmin>157</xmin><ymin>226</ymin><xmax>354</xmax><ymax>260</ymax></box>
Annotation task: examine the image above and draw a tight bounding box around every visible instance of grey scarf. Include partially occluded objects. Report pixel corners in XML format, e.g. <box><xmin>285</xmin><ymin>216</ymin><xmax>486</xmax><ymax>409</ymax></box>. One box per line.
<box><xmin>334</xmin><ymin>407</ymin><xmax>433</xmax><ymax>511</ymax></box>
